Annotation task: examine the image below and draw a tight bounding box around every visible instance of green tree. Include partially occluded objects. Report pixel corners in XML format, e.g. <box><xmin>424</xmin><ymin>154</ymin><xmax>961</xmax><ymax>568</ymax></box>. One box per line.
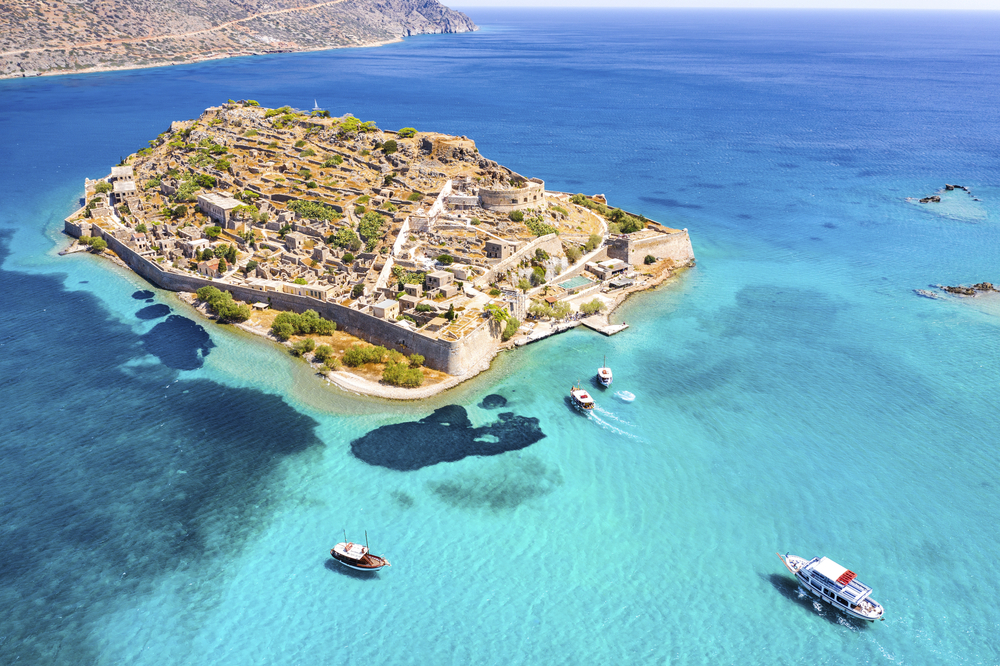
<box><xmin>243</xmin><ymin>259</ymin><xmax>259</xmax><ymax>275</ymax></box>
<box><xmin>580</xmin><ymin>299</ymin><xmax>604</xmax><ymax>315</ymax></box>
<box><xmin>502</xmin><ymin>318</ymin><xmax>519</xmax><ymax>341</ymax></box>
<box><xmin>517</xmin><ymin>277</ymin><xmax>531</xmax><ymax>292</ymax></box>
<box><xmin>565</xmin><ymin>246</ymin><xmax>582</xmax><ymax>263</ymax></box>
<box><xmin>313</xmin><ymin>345</ymin><xmax>334</xmax><ymax>363</ymax></box>
<box><xmin>88</xmin><ymin>237</ymin><xmax>107</xmax><ymax>252</ymax></box>
<box><xmin>342</xmin><ymin>252</ymin><xmax>355</xmax><ymax>264</ymax></box>
<box><xmin>436</xmin><ymin>254</ymin><xmax>454</xmax><ymax>265</ymax></box>
<box><xmin>584</xmin><ymin>234</ymin><xmax>602</xmax><ymax>252</ymax></box>
<box><xmin>94</xmin><ymin>181</ymin><xmax>112</xmax><ymax>194</ymax></box>
<box><xmin>217</xmin><ymin>257</ymin><xmax>227</xmax><ymax>272</ymax></box>
<box><xmin>397</xmin><ymin>127</ymin><xmax>417</xmax><ymax>138</ymax></box>
<box><xmin>408</xmin><ymin>353</ymin><xmax>425</xmax><ymax>368</ymax></box>
<box><xmin>407</xmin><ymin>192</ymin><xmax>422</xmax><ymax>202</ymax></box>
<box><xmin>509</xmin><ymin>210</ymin><xmax>524</xmax><ymax>222</ymax></box>
<box><xmin>644</xmin><ymin>254</ymin><xmax>656</xmax><ymax>265</ymax></box>
<box><xmin>205</xmin><ymin>225</ymin><xmax>222</xmax><ymax>239</ymax></box>
<box><xmin>382</xmin><ymin>139</ymin><xmax>398</xmax><ymax>155</ymax></box>
<box><xmin>290</xmin><ymin>338</ymin><xmax>316</xmax><ymax>357</ymax></box>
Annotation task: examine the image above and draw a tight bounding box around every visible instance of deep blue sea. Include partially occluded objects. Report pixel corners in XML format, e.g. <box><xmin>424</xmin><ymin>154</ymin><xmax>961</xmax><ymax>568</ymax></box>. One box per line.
<box><xmin>2</xmin><ymin>8</ymin><xmax>1000</xmax><ymax>664</ymax></box>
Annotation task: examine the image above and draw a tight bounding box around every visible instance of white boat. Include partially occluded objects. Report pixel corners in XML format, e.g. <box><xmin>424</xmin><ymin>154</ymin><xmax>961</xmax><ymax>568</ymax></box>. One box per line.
<box><xmin>331</xmin><ymin>532</ymin><xmax>390</xmax><ymax>572</ymax></box>
<box><xmin>778</xmin><ymin>552</ymin><xmax>884</xmax><ymax>622</ymax></box>
<box><xmin>597</xmin><ymin>355</ymin><xmax>613</xmax><ymax>388</ymax></box>
<box><xmin>570</xmin><ymin>384</ymin><xmax>595</xmax><ymax>411</ymax></box>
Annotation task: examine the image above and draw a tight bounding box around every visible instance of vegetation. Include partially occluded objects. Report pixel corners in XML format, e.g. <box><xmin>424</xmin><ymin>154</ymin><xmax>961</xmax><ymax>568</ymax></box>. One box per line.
<box><xmin>565</xmin><ymin>245</ymin><xmax>582</xmax><ymax>263</ymax></box>
<box><xmin>329</xmin><ymin>227</ymin><xmax>362</xmax><ymax>252</ymax></box>
<box><xmin>530</xmin><ymin>265</ymin><xmax>546</xmax><ymax>286</ymax></box>
<box><xmin>397</xmin><ymin>127</ymin><xmax>417</xmax><ymax>138</ymax></box>
<box><xmin>343</xmin><ymin>344</ymin><xmax>387</xmax><ymax>367</ymax></box>
<box><xmin>358</xmin><ymin>211</ymin><xmax>384</xmax><ymax>251</ymax></box>
<box><xmin>382</xmin><ymin>139</ymin><xmax>398</xmax><ymax>155</ymax></box>
<box><xmin>382</xmin><ymin>360</ymin><xmax>423</xmax><ymax>387</ymax></box>
<box><xmin>408</xmin><ymin>353</ymin><xmax>425</xmax><ymax>368</ymax></box>
<box><xmin>293</xmin><ymin>277</ymin><xmax>307</xmax><ymax>285</ymax></box>
<box><xmin>508</xmin><ymin>210</ymin><xmax>524</xmax><ymax>222</ymax></box>
<box><xmin>79</xmin><ymin>236</ymin><xmax>107</xmax><ymax>252</ymax></box>
<box><xmin>294</xmin><ymin>139</ymin><xmax>306</xmax><ymax>148</ymax></box>
<box><xmin>580</xmin><ymin>298</ymin><xmax>604</xmax><ymax>315</ymax></box>
<box><xmin>485</xmin><ymin>303</ymin><xmax>521</xmax><ymax>341</ymax></box>
<box><xmin>313</xmin><ymin>345</ymin><xmax>334</xmax><ymax>363</ymax></box>
<box><xmin>205</xmin><ymin>225</ymin><xmax>222</xmax><ymax>239</ymax></box>
<box><xmin>644</xmin><ymin>254</ymin><xmax>657</xmax><ymax>265</ymax></box>
<box><xmin>529</xmin><ymin>300</ymin><xmax>571</xmax><ymax>319</ymax></box>
<box><xmin>517</xmin><ymin>277</ymin><xmax>531</xmax><ymax>292</ymax></box>
<box><xmin>336</xmin><ymin>116</ymin><xmax>377</xmax><ymax>136</ymax></box>
<box><xmin>290</xmin><ymin>338</ymin><xmax>316</xmax><ymax>357</ymax></box>
<box><xmin>270</xmin><ymin>309</ymin><xmax>336</xmax><ymax>340</ymax></box>
<box><xmin>94</xmin><ymin>181</ymin><xmax>113</xmax><ymax>194</ymax></box>
<box><xmin>341</xmin><ymin>252</ymin><xmax>355</xmax><ymax>264</ymax></box>
<box><xmin>217</xmin><ymin>257</ymin><xmax>227</xmax><ymax>272</ymax></box>
<box><xmin>351</xmin><ymin>284</ymin><xmax>365</xmax><ymax>299</ymax></box>
<box><xmin>195</xmin><ymin>286</ymin><xmax>250</xmax><ymax>322</ymax></box>
<box><xmin>525</xmin><ymin>216</ymin><xmax>557</xmax><ymax>237</ymax></box>
<box><xmin>243</xmin><ymin>260</ymin><xmax>259</xmax><ymax>276</ymax></box>
<box><xmin>407</xmin><ymin>192</ymin><xmax>423</xmax><ymax>202</ymax></box>
<box><xmin>550</xmin><ymin>204</ymin><xmax>568</xmax><ymax>216</ymax></box>
<box><xmin>436</xmin><ymin>254</ymin><xmax>454</xmax><ymax>265</ymax></box>
<box><xmin>415</xmin><ymin>303</ymin><xmax>433</xmax><ymax>313</ymax></box>
<box><xmin>584</xmin><ymin>234</ymin><xmax>602</xmax><ymax>252</ymax></box>
<box><xmin>323</xmin><ymin>154</ymin><xmax>344</xmax><ymax>167</ymax></box>
<box><xmin>288</xmin><ymin>199</ymin><xmax>342</xmax><ymax>222</ymax></box>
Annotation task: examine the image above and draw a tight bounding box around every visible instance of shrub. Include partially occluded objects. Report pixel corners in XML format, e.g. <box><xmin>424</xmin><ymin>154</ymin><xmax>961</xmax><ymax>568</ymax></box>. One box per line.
<box><xmin>88</xmin><ymin>237</ymin><xmax>107</xmax><ymax>252</ymax></box>
<box><xmin>312</xmin><ymin>345</ymin><xmax>334</xmax><ymax>363</ymax></box>
<box><xmin>383</xmin><ymin>174</ymin><xmax>395</xmax><ymax>186</ymax></box>
<box><xmin>245</xmin><ymin>129</ymin><xmax>259</xmax><ymax>136</ymax></box>
<box><xmin>343</xmin><ymin>344</ymin><xmax>387</xmax><ymax>367</ymax></box>
<box><xmin>580</xmin><ymin>299</ymin><xmax>604</xmax><ymax>315</ymax></box>
<box><xmin>502</xmin><ymin>318</ymin><xmax>519</xmax><ymax>341</ymax></box>
<box><xmin>243</xmin><ymin>260</ymin><xmax>259</xmax><ymax>275</ymax></box>
<box><xmin>565</xmin><ymin>246</ymin><xmax>582</xmax><ymax>263</ymax></box>
<box><xmin>382</xmin><ymin>360</ymin><xmax>424</xmax><ymax>387</ymax></box>
<box><xmin>509</xmin><ymin>210</ymin><xmax>524</xmax><ymax>222</ymax></box>
<box><xmin>135</xmin><ymin>223</ymin><xmax>147</xmax><ymax>233</ymax></box>
<box><xmin>382</xmin><ymin>139</ymin><xmax>398</xmax><ymax>155</ymax></box>
<box><xmin>397</xmin><ymin>127</ymin><xmax>417</xmax><ymax>138</ymax></box>
<box><xmin>342</xmin><ymin>252</ymin><xmax>355</xmax><ymax>264</ymax></box>
<box><xmin>407</xmin><ymin>192</ymin><xmax>422</xmax><ymax>202</ymax></box>
<box><xmin>323</xmin><ymin>154</ymin><xmax>344</xmax><ymax>167</ymax></box>
<box><xmin>358</xmin><ymin>211</ymin><xmax>384</xmax><ymax>251</ymax></box>
<box><xmin>415</xmin><ymin>303</ymin><xmax>432</xmax><ymax>312</ymax></box>
<box><xmin>488</xmin><ymin>288</ymin><xmax>501</xmax><ymax>297</ymax></box>
<box><xmin>584</xmin><ymin>234</ymin><xmax>602</xmax><ymax>252</ymax></box>
<box><xmin>195</xmin><ymin>285</ymin><xmax>250</xmax><ymax>322</ymax></box>
<box><xmin>535</xmin><ymin>248</ymin><xmax>549</xmax><ymax>262</ymax></box>
<box><xmin>294</xmin><ymin>277</ymin><xmax>307</xmax><ymax>285</ymax></box>
<box><xmin>215</xmin><ymin>158</ymin><xmax>231</xmax><ymax>171</ymax></box>
<box><xmin>351</xmin><ymin>284</ymin><xmax>365</xmax><ymax>298</ymax></box>
<box><xmin>354</xmin><ymin>205</ymin><xmax>366</xmax><ymax>215</ymax></box>
<box><xmin>357</xmin><ymin>195</ymin><xmax>370</xmax><ymax>203</ymax></box>
<box><xmin>205</xmin><ymin>225</ymin><xmax>222</xmax><ymax>239</ymax></box>
<box><xmin>518</xmin><ymin>278</ymin><xmax>531</xmax><ymax>292</ymax></box>
<box><xmin>644</xmin><ymin>254</ymin><xmax>656</xmax><ymax>265</ymax></box>
<box><xmin>146</xmin><ymin>177</ymin><xmax>161</xmax><ymax>188</ymax></box>
<box><xmin>329</xmin><ymin>226</ymin><xmax>362</xmax><ymax>251</ymax></box>
<box><xmin>530</xmin><ymin>266</ymin><xmax>546</xmax><ymax>286</ymax></box>
<box><xmin>305</xmin><ymin>181</ymin><xmax>318</xmax><ymax>189</ymax></box>
<box><xmin>294</xmin><ymin>139</ymin><xmax>306</xmax><ymax>148</ymax></box>
<box><xmin>94</xmin><ymin>181</ymin><xmax>113</xmax><ymax>194</ymax></box>
<box><xmin>436</xmin><ymin>254</ymin><xmax>454</xmax><ymax>265</ymax></box>
<box><xmin>288</xmin><ymin>200</ymin><xmax>341</xmax><ymax>222</ymax></box>
<box><xmin>290</xmin><ymin>338</ymin><xmax>316</xmax><ymax>356</ymax></box>
<box><xmin>408</xmin><ymin>353</ymin><xmax>425</xmax><ymax>368</ymax></box>
<box><xmin>526</xmin><ymin>217</ymin><xmax>557</xmax><ymax>236</ymax></box>
<box><xmin>324</xmin><ymin>358</ymin><xmax>342</xmax><ymax>372</ymax></box>
<box><xmin>270</xmin><ymin>310</ymin><xmax>336</xmax><ymax>340</ymax></box>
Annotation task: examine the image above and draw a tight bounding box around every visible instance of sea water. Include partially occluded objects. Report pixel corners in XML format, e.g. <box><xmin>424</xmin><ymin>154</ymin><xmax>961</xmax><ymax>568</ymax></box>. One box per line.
<box><xmin>2</xmin><ymin>9</ymin><xmax>1000</xmax><ymax>664</ymax></box>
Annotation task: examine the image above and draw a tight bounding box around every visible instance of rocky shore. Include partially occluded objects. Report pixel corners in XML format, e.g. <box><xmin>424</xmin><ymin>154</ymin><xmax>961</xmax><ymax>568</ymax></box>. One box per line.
<box><xmin>1</xmin><ymin>0</ymin><xmax>476</xmax><ymax>80</ymax></box>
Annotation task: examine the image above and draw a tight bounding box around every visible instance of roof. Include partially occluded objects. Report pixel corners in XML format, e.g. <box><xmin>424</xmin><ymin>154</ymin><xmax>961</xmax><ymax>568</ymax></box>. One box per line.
<box><xmin>335</xmin><ymin>542</ymin><xmax>368</xmax><ymax>561</ymax></box>
<box><xmin>113</xmin><ymin>181</ymin><xmax>136</xmax><ymax>193</ymax></box>
<box><xmin>374</xmin><ymin>299</ymin><xmax>399</xmax><ymax>310</ymax></box>
<box><xmin>111</xmin><ymin>166</ymin><xmax>133</xmax><ymax>178</ymax></box>
<box><xmin>427</xmin><ymin>270</ymin><xmax>452</xmax><ymax>279</ymax></box>
<box><xmin>812</xmin><ymin>557</ymin><xmax>847</xmax><ymax>583</ymax></box>
<box><xmin>197</xmin><ymin>192</ymin><xmax>242</xmax><ymax>210</ymax></box>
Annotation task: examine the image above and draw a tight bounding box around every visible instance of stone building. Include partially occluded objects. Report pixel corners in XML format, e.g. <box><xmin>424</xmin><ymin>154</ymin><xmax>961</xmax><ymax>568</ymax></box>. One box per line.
<box><xmin>478</xmin><ymin>178</ymin><xmax>545</xmax><ymax>212</ymax></box>
<box><xmin>197</xmin><ymin>192</ymin><xmax>242</xmax><ymax>228</ymax></box>
<box><xmin>373</xmin><ymin>299</ymin><xmax>400</xmax><ymax>320</ymax></box>
<box><xmin>426</xmin><ymin>270</ymin><xmax>454</xmax><ymax>292</ymax></box>
<box><xmin>484</xmin><ymin>240</ymin><xmax>514</xmax><ymax>261</ymax></box>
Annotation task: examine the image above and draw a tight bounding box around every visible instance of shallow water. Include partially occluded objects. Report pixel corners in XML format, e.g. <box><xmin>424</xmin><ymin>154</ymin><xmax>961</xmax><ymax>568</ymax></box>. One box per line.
<box><xmin>2</xmin><ymin>8</ymin><xmax>1000</xmax><ymax>665</ymax></box>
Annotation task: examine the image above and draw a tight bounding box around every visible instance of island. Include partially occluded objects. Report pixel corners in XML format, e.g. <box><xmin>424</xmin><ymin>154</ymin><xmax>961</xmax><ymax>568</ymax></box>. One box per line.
<box><xmin>1</xmin><ymin>0</ymin><xmax>475</xmax><ymax>79</ymax></box>
<box><xmin>63</xmin><ymin>101</ymin><xmax>695</xmax><ymax>398</ymax></box>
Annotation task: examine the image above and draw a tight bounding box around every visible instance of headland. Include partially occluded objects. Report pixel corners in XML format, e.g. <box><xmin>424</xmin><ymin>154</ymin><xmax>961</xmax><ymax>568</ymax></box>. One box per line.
<box><xmin>1</xmin><ymin>0</ymin><xmax>476</xmax><ymax>80</ymax></box>
<box><xmin>63</xmin><ymin>101</ymin><xmax>695</xmax><ymax>399</ymax></box>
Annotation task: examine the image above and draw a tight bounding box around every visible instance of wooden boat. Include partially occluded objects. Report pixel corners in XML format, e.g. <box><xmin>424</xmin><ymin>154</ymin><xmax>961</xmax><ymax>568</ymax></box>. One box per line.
<box><xmin>570</xmin><ymin>384</ymin><xmax>595</xmax><ymax>411</ymax></box>
<box><xmin>778</xmin><ymin>552</ymin><xmax>884</xmax><ymax>621</ymax></box>
<box><xmin>597</xmin><ymin>355</ymin><xmax>613</xmax><ymax>388</ymax></box>
<box><xmin>331</xmin><ymin>532</ymin><xmax>390</xmax><ymax>571</ymax></box>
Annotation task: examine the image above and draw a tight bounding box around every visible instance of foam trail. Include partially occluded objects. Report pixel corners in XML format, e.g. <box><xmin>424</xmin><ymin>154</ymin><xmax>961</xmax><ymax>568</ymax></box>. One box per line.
<box><xmin>590</xmin><ymin>413</ymin><xmax>644</xmax><ymax>441</ymax></box>
<box><xmin>593</xmin><ymin>405</ymin><xmax>634</xmax><ymax>426</ymax></box>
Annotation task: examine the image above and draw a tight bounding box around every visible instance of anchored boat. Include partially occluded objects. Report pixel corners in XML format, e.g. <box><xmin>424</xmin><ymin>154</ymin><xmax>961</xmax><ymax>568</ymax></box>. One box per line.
<box><xmin>570</xmin><ymin>384</ymin><xmax>595</xmax><ymax>411</ymax></box>
<box><xmin>331</xmin><ymin>531</ymin><xmax>390</xmax><ymax>572</ymax></box>
<box><xmin>778</xmin><ymin>552</ymin><xmax>884</xmax><ymax>622</ymax></box>
<box><xmin>597</xmin><ymin>355</ymin><xmax>613</xmax><ymax>388</ymax></box>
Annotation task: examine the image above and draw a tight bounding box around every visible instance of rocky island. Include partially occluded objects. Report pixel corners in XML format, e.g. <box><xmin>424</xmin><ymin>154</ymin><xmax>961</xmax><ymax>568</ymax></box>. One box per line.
<box><xmin>1</xmin><ymin>0</ymin><xmax>476</xmax><ymax>79</ymax></box>
<box><xmin>64</xmin><ymin>101</ymin><xmax>695</xmax><ymax>398</ymax></box>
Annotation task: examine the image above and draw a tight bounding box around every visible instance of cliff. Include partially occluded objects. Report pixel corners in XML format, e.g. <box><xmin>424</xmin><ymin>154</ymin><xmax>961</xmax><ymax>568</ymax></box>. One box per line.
<box><xmin>0</xmin><ymin>0</ymin><xmax>477</xmax><ymax>79</ymax></box>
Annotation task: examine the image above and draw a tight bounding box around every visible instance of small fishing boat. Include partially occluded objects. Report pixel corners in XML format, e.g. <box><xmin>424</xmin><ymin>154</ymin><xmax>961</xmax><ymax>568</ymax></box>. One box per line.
<box><xmin>778</xmin><ymin>552</ymin><xmax>884</xmax><ymax>622</ymax></box>
<box><xmin>570</xmin><ymin>384</ymin><xmax>595</xmax><ymax>411</ymax></box>
<box><xmin>597</xmin><ymin>355</ymin><xmax>613</xmax><ymax>388</ymax></box>
<box><xmin>331</xmin><ymin>531</ymin><xmax>390</xmax><ymax>572</ymax></box>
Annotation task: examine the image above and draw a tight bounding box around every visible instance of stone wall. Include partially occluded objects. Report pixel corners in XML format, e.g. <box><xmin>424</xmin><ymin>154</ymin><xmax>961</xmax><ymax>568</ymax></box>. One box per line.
<box><xmin>607</xmin><ymin>229</ymin><xmax>695</xmax><ymax>267</ymax></box>
<box><xmin>66</xmin><ymin>220</ymin><xmax>499</xmax><ymax>376</ymax></box>
<box><xmin>477</xmin><ymin>233</ymin><xmax>564</xmax><ymax>286</ymax></box>
<box><xmin>478</xmin><ymin>178</ymin><xmax>546</xmax><ymax>213</ymax></box>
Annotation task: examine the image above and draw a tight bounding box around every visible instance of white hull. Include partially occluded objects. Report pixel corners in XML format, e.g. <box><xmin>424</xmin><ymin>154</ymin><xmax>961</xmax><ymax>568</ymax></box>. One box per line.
<box><xmin>780</xmin><ymin>553</ymin><xmax>883</xmax><ymax>622</ymax></box>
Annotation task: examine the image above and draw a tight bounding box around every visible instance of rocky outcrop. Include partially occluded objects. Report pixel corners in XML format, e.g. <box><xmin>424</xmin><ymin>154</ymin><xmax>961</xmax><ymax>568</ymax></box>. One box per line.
<box><xmin>0</xmin><ymin>0</ymin><xmax>476</xmax><ymax>79</ymax></box>
<box><xmin>940</xmin><ymin>282</ymin><xmax>996</xmax><ymax>296</ymax></box>
<box><xmin>919</xmin><ymin>195</ymin><xmax>941</xmax><ymax>204</ymax></box>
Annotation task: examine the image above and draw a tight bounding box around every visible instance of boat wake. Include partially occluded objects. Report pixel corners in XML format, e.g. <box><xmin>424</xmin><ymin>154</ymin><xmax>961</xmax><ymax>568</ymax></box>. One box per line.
<box><xmin>589</xmin><ymin>411</ymin><xmax>643</xmax><ymax>441</ymax></box>
<box><xmin>614</xmin><ymin>390</ymin><xmax>635</xmax><ymax>402</ymax></box>
<box><xmin>593</xmin><ymin>405</ymin><xmax>633</xmax><ymax>426</ymax></box>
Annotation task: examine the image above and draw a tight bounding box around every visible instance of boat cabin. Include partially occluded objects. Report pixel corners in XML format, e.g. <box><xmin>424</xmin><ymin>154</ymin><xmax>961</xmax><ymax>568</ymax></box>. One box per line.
<box><xmin>801</xmin><ymin>557</ymin><xmax>874</xmax><ymax>610</ymax></box>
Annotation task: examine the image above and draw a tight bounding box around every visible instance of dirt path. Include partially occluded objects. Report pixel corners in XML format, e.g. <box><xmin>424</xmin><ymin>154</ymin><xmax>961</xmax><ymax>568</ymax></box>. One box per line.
<box><xmin>0</xmin><ymin>0</ymin><xmax>348</xmax><ymax>57</ymax></box>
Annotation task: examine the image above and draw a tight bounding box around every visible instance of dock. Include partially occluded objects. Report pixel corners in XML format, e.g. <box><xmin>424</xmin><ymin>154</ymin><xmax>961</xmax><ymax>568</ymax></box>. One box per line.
<box><xmin>581</xmin><ymin>316</ymin><xmax>629</xmax><ymax>336</ymax></box>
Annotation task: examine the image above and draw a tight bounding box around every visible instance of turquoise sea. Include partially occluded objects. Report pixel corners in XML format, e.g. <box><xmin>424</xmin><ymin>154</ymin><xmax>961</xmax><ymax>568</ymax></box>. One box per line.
<box><xmin>2</xmin><ymin>8</ymin><xmax>1000</xmax><ymax>664</ymax></box>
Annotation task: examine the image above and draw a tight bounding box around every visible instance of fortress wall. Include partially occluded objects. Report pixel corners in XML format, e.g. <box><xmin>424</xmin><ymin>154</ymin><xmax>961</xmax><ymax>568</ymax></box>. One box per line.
<box><xmin>608</xmin><ymin>230</ymin><xmax>695</xmax><ymax>267</ymax></box>
<box><xmin>69</xmin><ymin>221</ymin><xmax>498</xmax><ymax>375</ymax></box>
<box><xmin>478</xmin><ymin>179</ymin><xmax>546</xmax><ymax>213</ymax></box>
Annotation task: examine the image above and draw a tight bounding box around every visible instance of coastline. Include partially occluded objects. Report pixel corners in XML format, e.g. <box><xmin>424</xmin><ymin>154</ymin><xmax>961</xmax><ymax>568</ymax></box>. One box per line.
<box><xmin>0</xmin><ymin>37</ymin><xmax>403</xmax><ymax>82</ymax></box>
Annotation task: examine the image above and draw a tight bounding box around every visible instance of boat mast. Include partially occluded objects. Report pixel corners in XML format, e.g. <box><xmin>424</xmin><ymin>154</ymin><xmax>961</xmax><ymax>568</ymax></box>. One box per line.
<box><xmin>365</xmin><ymin>530</ymin><xmax>370</xmax><ymax>551</ymax></box>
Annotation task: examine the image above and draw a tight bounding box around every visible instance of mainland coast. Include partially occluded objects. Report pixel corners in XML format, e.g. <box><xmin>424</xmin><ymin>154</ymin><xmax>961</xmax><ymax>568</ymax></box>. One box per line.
<box><xmin>63</xmin><ymin>100</ymin><xmax>695</xmax><ymax>400</ymax></box>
